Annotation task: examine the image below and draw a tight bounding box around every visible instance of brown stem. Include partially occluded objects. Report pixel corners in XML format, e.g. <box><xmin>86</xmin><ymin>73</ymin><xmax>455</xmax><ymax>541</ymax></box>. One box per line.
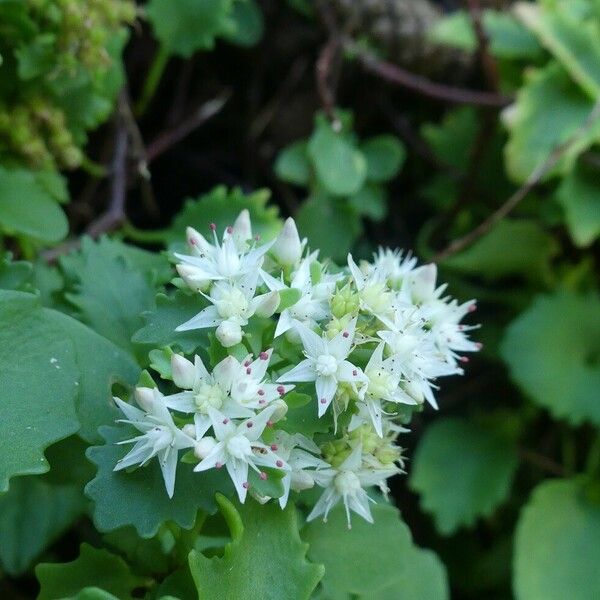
<box><xmin>345</xmin><ymin>39</ymin><xmax>512</xmax><ymax>108</ymax></box>
<box><xmin>433</xmin><ymin>99</ymin><xmax>600</xmax><ymax>262</ymax></box>
<box><xmin>315</xmin><ymin>2</ymin><xmax>342</xmax><ymax>124</ymax></box>
<box><xmin>465</xmin><ymin>0</ymin><xmax>500</xmax><ymax>91</ymax></box>
<box><xmin>519</xmin><ymin>447</ymin><xmax>568</xmax><ymax>477</ymax></box>
<box><xmin>146</xmin><ymin>92</ymin><xmax>230</xmax><ymax>163</ymax></box>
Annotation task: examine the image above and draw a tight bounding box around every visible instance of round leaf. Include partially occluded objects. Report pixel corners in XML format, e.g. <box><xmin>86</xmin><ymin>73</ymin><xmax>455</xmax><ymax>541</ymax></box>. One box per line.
<box><xmin>514</xmin><ymin>478</ymin><xmax>600</xmax><ymax>600</ymax></box>
<box><xmin>361</xmin><ymin>135</ymin><xmax>406</xmax><ymax>183</ymax></box>
<box><xmin>500</xmin><ymin>291</ymin><xmax>600</xmax><ymax>425</ymax></box>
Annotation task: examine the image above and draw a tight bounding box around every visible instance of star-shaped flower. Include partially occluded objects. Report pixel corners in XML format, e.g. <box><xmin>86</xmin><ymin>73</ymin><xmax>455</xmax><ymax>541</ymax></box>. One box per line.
<box><xmin>113</xmin><ymin>388</ymin><xmax>195</xmax><ymax>498</ymax></box>
<box><xmin>194</xmin><ymin>403</ymin><xmax>289</xmax><ymax>502</ymax></box>
<box><xmin>277</xmin><ymin>318</ymin><xmax>367</xmax><ymax>416</ymax></box>
<box><xmin>307</xmin><ymin>444</ymin><xmax>400</xmax><ymax>528</ymax></box>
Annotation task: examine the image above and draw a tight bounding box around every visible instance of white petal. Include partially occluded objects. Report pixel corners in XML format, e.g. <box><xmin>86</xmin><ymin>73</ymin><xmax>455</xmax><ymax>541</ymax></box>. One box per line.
<box><xmin>158</xmin><ymin>446</ymin><xmax>179</xmax><ymax>498</ymax></box>
<box><xmin>176</xmin><ymin>306</ymin><xmax>221</xmax><ymax>331</ymax></box>
<box><xmin>194</xmin><ymin>442</ymin><xmax>227</xmax><ymax>472</ymax></box>
<box><xmin>162</xmin><ymin>391</ymin><xmax>195</xmax><ymax>413</ymax></box>
<box><xmin>307</xmin><ymin>486</ymin><xmax>339</xmax><ymax>523</ymax></box>
<box><xmin>316</xmin><ymin>376</ymin><xmax>338</xmax><ymax>417</ymax></box>
<box><xmin>296</xmin><ymin>322</ymin><xmax>327</xmax><ymax>358</ymax></box>
<box><xmin>329</xmin><ymin>317</ymin><xmax>357</xmax><ymax>359</ymax></box>
<box><xmin>346</xmin><ymin>489</ymin><xmax>374</xmax><ymax>524</ymax></box>
<box><xmin>277</xmin><ymin>359</ymin><xmax>316</xmax><ymax>383</ymax></box>
<box><xmin>227</xmin><ymin>459</ymin><xmax>249</xmax><ymax>503</ymax></box>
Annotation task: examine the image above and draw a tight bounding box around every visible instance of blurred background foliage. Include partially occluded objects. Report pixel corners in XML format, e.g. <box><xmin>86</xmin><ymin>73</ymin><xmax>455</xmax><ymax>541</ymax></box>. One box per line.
<box><xmin>1</xmin><ymin>0</ymin><xmax>599</xmax><ymax>598</ymax></box>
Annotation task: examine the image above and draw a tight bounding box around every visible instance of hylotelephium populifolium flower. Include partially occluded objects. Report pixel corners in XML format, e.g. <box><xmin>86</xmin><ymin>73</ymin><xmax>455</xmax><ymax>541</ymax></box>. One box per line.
<box><xmin>112</xmin><ymin>209</ymin><xmax>480</xmax><ymax>526</ymax></box>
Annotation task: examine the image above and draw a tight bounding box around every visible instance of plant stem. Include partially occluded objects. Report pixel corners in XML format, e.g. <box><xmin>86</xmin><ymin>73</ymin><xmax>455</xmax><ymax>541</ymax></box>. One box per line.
<box><xmin>586</xmin><ymin>431</ymin><xmax>600</xmax><ymax>477</ymax></box>
<box><xmin>135</xmin><ymin>45</ymin><xmax>170</xmax><ymax>117</ymax></box>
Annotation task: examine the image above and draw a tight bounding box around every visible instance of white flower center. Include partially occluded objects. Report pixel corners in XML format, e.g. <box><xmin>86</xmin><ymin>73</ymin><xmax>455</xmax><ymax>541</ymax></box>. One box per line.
<box><xmin>334</xmin><ymin>470</ymin><xmax>361</xmax><ymax>495</ymax></box>
<box><xmin>216</xmin><ymin>246</ymin><xmax>241</xmax><ymax>277</ymax></box>
<box><xmin>360</xmin><ymin>282</ymin><xmax>392</xmax><ymax>313</ymax></box>
<box><xmin>214</xmin><ymin>286</ymin><xmax>248</xmax><ymax>319</ymax></box>
<box><xmin>315</xmin><ymin>354</ymin><xmax>338</xmax><ymax>377</ymax></box>
<box><xmin>148</xmin><ymin>426</ymin><xmax>174</xmax><ymax>450</ymax></box>
<box><xmin>366</xmin><ymin>368</ymin><xmax>396</xmax><ymax>398</ymax></box>
<box><xmin>226</xmin><ymin>434</ymin><xmax>252</xmax><ymax>459</ymax></box>
<box><xmin>194</xmin><ymin>382</ymin><xmax>225</xmax><ymax>413</ymax></box>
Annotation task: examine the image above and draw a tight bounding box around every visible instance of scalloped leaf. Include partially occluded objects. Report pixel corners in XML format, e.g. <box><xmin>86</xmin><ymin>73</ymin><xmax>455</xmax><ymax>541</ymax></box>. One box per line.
<box><xmin>514</xmin><ymin>478</ymin><xmax>600</xmax><ymax>600</ymax></box>
<box><xmin>36</xmin><ymin>543</ymin><xmax>145</xmax><ymax>600</ymax></box>
<box><xmin>555</xmin><ymin>164</ymin><xmax>600</xmax><ymax>247</ymax></box>
<box><xmin>409</xmin><ymin>418</ymin><xmax>518</xmax><ymax>535</ymax></box>
<box><xmin>441</xmin><ymin>219</ymin><xmax>558</xmax><ymax>284</ymax></box>
<box><xmin>64</xmin><ymin>240</ymin><xmax>156</xmax><ymax>357</ymax></box>
<box><xmin>85</xmin><ymin>426</ymin><xmax>232</xmax><ymax>537</ymax></box>
<box><xmin>303</xmin><ymin>503</ymin><xmax>448</xmax><ymax>600</ymax></box>
<box><xmin>516</xmin><ymin>2</ymin><xmax>600</xmax><ymax>98</ymax></box>
<box><xmin>146</xmin><ymin>0</ymin><xmax>236</xmax><ymax>57</ymax></box>
<box><xmin>501</xmin><ymin>291</ymin><xmax>600</xmax><ymax>425</ymax></box>
<box><xmin>189</xmin><ymin>495</ymin><xmax>323</xmax><ymax>599</ymax></box>
<box><xmin>503</xmin><ymin>62</ymin><xmax>600</xmax><ymax>184</ymax></box>
<box><xmin>164</xmin><ymin>186</ymin><xmax>281</xmax><ymax>245</ymax></box>
<box><xmin>361</xmin><ymin>135</ymin><xmax>406</xmax><ymax>183</ymax></box>
<box><xmin>0</xmin><ymin>291</ymin><xmax>79</xmax><ymax>492</ymax></box>
<box><xmin>275</xmin><ymin>141</ymin><xmax>311</xmax><ymax>186</ymax></box>
<box><xmin>132</xmin><ymin>291</ymin><xmax>210</xmax><ymax>354</ymax></box>
<box><xmin>0</xmin><ymin>476</ymin><xmax>86</xmax><ymax>576</ymax></box>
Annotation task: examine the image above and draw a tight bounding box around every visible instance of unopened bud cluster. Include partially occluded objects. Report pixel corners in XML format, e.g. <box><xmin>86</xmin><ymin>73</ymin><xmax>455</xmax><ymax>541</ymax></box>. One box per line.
<box><xmin>114</xmin><ymin>211</ymin><xmax>480</xmax><ymax>526</ymax></box>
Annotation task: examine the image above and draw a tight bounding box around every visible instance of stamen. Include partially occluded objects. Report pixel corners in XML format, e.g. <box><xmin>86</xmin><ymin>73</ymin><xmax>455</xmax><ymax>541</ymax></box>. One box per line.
<box><xmin>276</xmin><ymin>460</ymin><xmax>283</xmax><ymax>468</ymax></box>
<box><xmin>460</xmin><ymin>356</ymin><xmax>469</xmax><ymax>363</ymax></box>
<box><xmin>259</xmin><ymin>351</ymin><xmax>269</xmax><ymax>360</ymax></box>
<box><xmin>343</xmin><ymin>331</ymin><xmax>349</xmax><ymax>338</ymax></box>
<box><xmin>226</xmin><ymin>225</ymin><xmax>233</xmax><ymax>234</ymax></box>
<box><xmin>246</xmin><ymin>367</ymin><xmax>252</xmax><ymax>375</ymax></box>
<box><xmin>258</xmin><ymin>389</ymin><xmax>265</xmax><ymax>396</ymax></box>
<box><xmin>247</xmin><ymin>421</ymin><xmax>254</xmax><ymax>428</ymax></box>
<box><xmin>215</xmin><ymin>462</ymin><xmax>223</xmax><ymax>469</ymax></box>
<box><xmin>267</xmin><ymin>420</ymin><xmax>274</xmax><ymax>427</ymax></box>
<box><xmin>270</xmin><ymin>444</ymin><xmax>278</xmax><ymax>451</ymax></box>
<box><xmin>244</xmin><ymin>360</ymin><xmax>251</xmax><ymax>367</ymax></box>
<box><xmin>209</xmin><ymin>223</ymin><xmax>216</xmax><ymax>231</ymax></box>
<box><xmin>320</xmin><ymin>398</ymin><xmax>326</xmax><ymax>404</ymax></box>
<box><xmin>352</xmin><ymin>370</ymin><xmax>357</xmax><ymax>376</ymax></box>
<box><xmin>277</xmin><ymin>385</ymin><xmax>285</xmax><ymax>395</ymax></box>
<box><xmin>222</xmin><ymin>418</ymin><xmax>230</xmax><ymax>425</ymax></box>
<box><xmin>242</xmin><ymin>481</ymin><xmax>249</xmax><ymax>489</ymax></box>
<box><xmin>476</xmin><ymin>342</ymin><xmax>483</xmax><ymax>349</ymax></box>
<box><xmin>260</xmin><ymin>472</ymin><xmax>267</xmax><ymax>480</ymax></box>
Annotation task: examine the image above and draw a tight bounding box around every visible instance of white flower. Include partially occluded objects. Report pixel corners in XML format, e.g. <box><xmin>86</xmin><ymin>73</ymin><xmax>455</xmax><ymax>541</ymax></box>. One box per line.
<box><xmin>271</xmin><ymin>217</ymin><xmax>305</xmax><ymax>266</ymax></box>
<box><xmin>194</xmin><ymin>404</ymin><xmax>289</xmax><ymax>502</ymax></box>
<box><xmin>347</xmin><ymin>254</ymin><xmax>395</xmax><ymax>315</ymax></box>
<box><xmin>270</xmin><ymin>431</ymin><xmax>329</xmax><ymax>508</ymax></box>
<box><xmin>368</xmin><ymin>248</ymin><xmax>418</xmax><ymax>289</ymax></box>
<box><xmin>175</xmin><ymin>222</ymin><xmax>272</xmax><ymax>287</ymax></box>
<box><xmin>261</xmin><ymin>252</ymin><xmax>330</xmax><ymax>337</ymax></box>
<box><xmin>359</xmin><ymin>342</ymin><xmax>417</xmax><ymax>436</ymax></box>
<box><xmin>175</xmin><ymin>271</ymin><xmax>279</xmax><ymax>336</ymax></box>
<box><xmin>277</xmin><ymin>318</ymin><xmax>367</xmax><ymax>416</ymax></box>
<box><xmin>113</xmin><ymin>389</ymin><xmax>194</xmax><ymax>498</ymax></box>
<box><xmin>307</xmin><ymin>444</ymin><xmax>400</xmax><ymax>528</ymax></box>
<box><xmin>163</xmin><ymin>354</ymin><xmax>254</xmax><ymax>439</ymax></box>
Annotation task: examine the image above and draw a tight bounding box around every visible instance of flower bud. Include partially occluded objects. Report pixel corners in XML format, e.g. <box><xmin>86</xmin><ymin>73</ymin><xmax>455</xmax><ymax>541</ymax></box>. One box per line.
<box><xmin>182</xmin><ymin>424</ymin><xmax>196</xmax><ymax>438</ymax></box>
<box><xmin>271</xmin><ymin>218</ymin><xmax>302</xmax><ymax>266</ymax></box>
<box><xmin>254</xmin><ymin>291</ymin><xmax>280</xmax><ymax>318</ymax></box>
<box><xmin>194</xmin><ymin>436</ymin><xmax>217</xmax><ymax>459</ymax></box>
<box><xmin>403</xmin><ymin>380</ymin><xmax>424</xmax><ymax>404</ymax></box>
<box><xmin>171</xmin><ymin>354</ymin><xmax>195</xmax><ymax>389</ymax></box>
<box><xmin>233</xmin><ymin>209</ymin><xmax>252</xmax><ymax>246</ymax></box>
<box><xmin>290</xmin><ymin>470</ymin><xmax>315</xmax><ymax>491</ymax></box>
<box><xmin>176</xmin><ymin>264</ymin><xmax>210</xmax><ymax>292</ymax></box>
<box><xmin>186</xmin><ymin>226</ymin><xmax>211</xmax><ymax>255</ymax></box>
<box><xmin>331</xmin><ymin>284</ymin><xmax>360</xmax><ymax>319</ymax></box>
<box><xmin>270</xmin><ymin>399</ymin><xmax>288</xmax><ymax>422</ymax></box>
<box><xmin>135</xmin><ymin>387</ymin><xmax>156</xmax><ymax>412</ymax></box>
<box><xmin>216</xmin><ymin>320</ymin><xmax>243</xmax><ymax>347</ymax></box>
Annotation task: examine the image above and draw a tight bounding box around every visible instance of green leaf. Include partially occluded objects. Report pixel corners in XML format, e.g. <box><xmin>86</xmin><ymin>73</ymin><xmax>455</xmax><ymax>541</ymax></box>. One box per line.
<box><xmin>64</xmin><ymin>240</ymin><xmax>156</xmax><ymax>356</ymax></box>
<box><xmin>85</xmin><ymin>426</ymin><xmax>231</xmax><ymax>537</ymax></box>
<box><xmin>275</xmin><ymin>141</ymin><xmax>311</xmax><ymax>186</ymax></box>
<box><xmin>278</xmin><ymin>393</ymin><xmax>332</xmax><ymax>437</ymax></box>
<box><xmin>430</xmin><ymin>9</ymin><xmax>541</xmax><ymax>59</ymax></box>
<box><xmin>163</xmin><ymin>186</ymin><xmax>281</xmax><ymax>245</ymax></box>
<box><xmin>348</xmin><ymin>184</ymin><xmax>388</xmax><ymax>222</ymax></box>
<box><xmin>0</xmin><ymin>291</ymin><xmax>79</xmax><ymax>491</ymax></box>
<box><xmin>0</xmin><ymin>253</ymin><xmax>32</xmax><ymax>290</ymax></box>
<box><xmin>361</xmin><ymin>135</ymin><xmax>406</xmax><ymax>183</ymax></box>
<box><xmin>36</xmin><ymin>543</ymin><xmax>145</xmax><ymax>600</ymax></box>
<box><xmin>15</xmin><ymin>33</ymin><xmax>55</xmax><ymax>79</ymax></box>
<box><xmin>132</xmin><ymin>291</ymin><xmax>209</xmax><ymax>354</ymax></box>
<box><xmin>441</xmin><ymin>219</ymin><xmax>559</xmax><ymax>284</ymax></box>
<box><xmin>308</xmin><ymin>122</ymin><xmax>367</xmax><ymax>196</ymax></box>
<box><xmin>555</xmin><ymin>163</ymin><xmax>600</xmax><ymax>247</ymax></box>
<box><xmin>514</xmin><ymin>478</ymin><xmax>600</xmax><ymax>600</ymax></box>
<box><xmin>500</xmin><ymin>291</ymin><xmax>600</xmax><ymax>425</ymax></box>
<box><xmin>223</xmin><ymin>0</ymin><xmax>264</xmax><ymax>47</ymax></box>
<box><xmin>149</xmin><ymin>347</ymin><xmax>175</xmax><ymax>380</ymax></box>
<box><xmin>63</xmin><ymin>589</ymin><xmax>121</xmax><ymax>600</ymax></box>
<box><xmin>0</xmin><ymin>476</ymin><xmax>86</xmax><ymax>576</ymax></box>
<box><xmin>516</xmin><ymin>2</ymin><xmax>600</xmax><ymax>98</ymax></box>
<box><xmin>303</xmin><ymin>503</ymin><xmax>448</xmax><ymax>600</ymax></box>
<box><xmin>45</xmin><ymin>309</ymin><xmax>140</xmax><ymax>443</ymax></box>
<box><xmin>146</xmin><ymin>0</ymin><xmax>236</xmax><ymax>57</ymax></box>
<box><xmin>0</xmin><ymin>166</ymin><xmax>68</xmax><ymax>243</ymax></box>
<box><xmin>409</xmin><ymin>418</ymin><xmax>518</xmax><ymax>535</ymax></box>
<box><xmin>189</xmin><ymin>495</ymin><xmax>323</xmax><ymax>599</ymax></box>
<box><xmin>503</xmin><ymin>62</ymin><xmax>600</xmax><ymax>184</ymax></box>
<box><xmin>295</xmin><ymin>195</ymin><xmax>362</xmax><ymax>262</ymax></box>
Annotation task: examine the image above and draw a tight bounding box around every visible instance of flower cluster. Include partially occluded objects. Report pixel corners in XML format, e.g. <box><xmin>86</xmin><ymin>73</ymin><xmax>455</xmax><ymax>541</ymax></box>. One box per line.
<box><xmin>114</xmin><ymin>211</ymin><xmax>480</xmax><ymax>526</ymax></box>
